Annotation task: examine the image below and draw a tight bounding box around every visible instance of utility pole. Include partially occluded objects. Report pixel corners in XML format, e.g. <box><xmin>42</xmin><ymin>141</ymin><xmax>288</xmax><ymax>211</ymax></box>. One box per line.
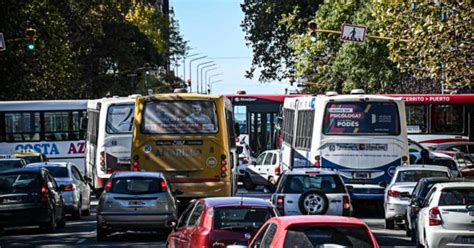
<box><xmin>189</xmin><ymin>56</ymin><xmax>207</xmax><ymax>92</ymax></box>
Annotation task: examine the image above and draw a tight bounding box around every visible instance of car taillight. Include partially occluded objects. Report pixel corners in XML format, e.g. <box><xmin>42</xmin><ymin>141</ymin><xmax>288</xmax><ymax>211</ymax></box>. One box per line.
<box><xmin>133</xmin><ymin>154</ymin><xmax>139</xmax><ymax>171</ymax></box>
<box><xmin>220</xmin><ymin>154</ymin><xmax>227</xmax><ymax>177</ymax></box>
<box><xmin>63</xmin><ymin>184</ymin><xmax>75</xmax><ymax>191</ymax></box>
<box><xmin>276</xmin><ymin>195</ymin><xmax>284</xmax><ymax>213</ymax></box>
<box><xmin>314</xmin><ymin>155</ymin><xmax>321</xmax><ymax>167</ymax></box>
<box><xmin>429</xmin><ymin>206</ymin><xmax>443</xmax><ymax>226</ymax></box>
<box><xmin>40</xmin><ymin>185</ymin><xmax>49</xmax><ymax>204</ymax></box>
<box><xmin>100</xmin><ymin>151</ymin><xmax>106</xmax><ymax>172</ymax></box>
<box><xmin>275</xmin><ymin>165</ymin><xmax>281</xmax><ymax>176</ymax></box>
<box><xmin>105</xmin><ymin>180</ymin><xmax>113</xmax><ymax>192</ymax></box>
<box><xmin>161</xmin><ymin>180</ymin><xmax>168</xmax><ymax>191</ymax></box>
<box><xmin>388</xmin><ymin>190</ymin><xmax>401</xmax><ymax>197</ymax></box>
<box><xmin>343</xmin><ymin>195</ymin><xmax>351</xmax><ymax>209</ymax></box>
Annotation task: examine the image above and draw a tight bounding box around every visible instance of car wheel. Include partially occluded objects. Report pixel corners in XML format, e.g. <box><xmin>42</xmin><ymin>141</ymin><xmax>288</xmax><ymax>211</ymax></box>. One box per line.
<box><xmin>42</xmin><ymin>211</ymin><xmax>57</xmax><ymax>232</ymax></box>
<box><xmin>298</xmin><ymin>189</ymin><xmax>329</xmax><ymax>215</ymax></box>
<box><xmin>243</xmin><ymin>176</ymin><xmax>256</xmax><ymax>191</ymax></box>
<box><xmin>97</xmin><ymin>225</ymin><xmax>109</xmax><ymax>242</ymax></box>
<box><xmin>72</xmin><ymin>200</ymin><xmax>82</xmax><ymax>220</ymax></box>
<box><xmin>385</xmin><ymin>218</ymin><xmax>395</xmax><ymax>229</ymax></box>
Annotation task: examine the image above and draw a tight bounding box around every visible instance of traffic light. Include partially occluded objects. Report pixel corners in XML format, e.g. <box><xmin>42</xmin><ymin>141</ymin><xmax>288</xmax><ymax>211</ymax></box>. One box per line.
<box><xmin>187</xmin><ymin>79</ymin><xmax>192</xmax><ymax>87</ymax></box>
<box><xmin>25</xmin><ymin>28</ymin><xmax>36</xmax><ymax>51</ymax></box>
<box><xmin>308</xmin><ymin>21</ymin><xmax>317</xmax><ymax>42</ymax></box>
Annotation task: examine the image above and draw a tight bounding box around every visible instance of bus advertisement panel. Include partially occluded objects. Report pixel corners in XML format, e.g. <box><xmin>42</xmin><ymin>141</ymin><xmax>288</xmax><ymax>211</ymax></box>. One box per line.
<box><xmin>131</xmin><ymin>94</ymin><xmax>238</xmax><ymax>202</ymax></box>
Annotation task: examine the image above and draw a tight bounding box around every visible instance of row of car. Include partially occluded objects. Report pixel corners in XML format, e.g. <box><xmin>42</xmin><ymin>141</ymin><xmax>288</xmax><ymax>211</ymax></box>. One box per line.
<box><xmin>0</xmin><ymin>161</ymin><xmax>93</xmax><ymax>233</ymax></box>
<box><xmin>97</xmin><ymin>170</ymin><xmax>378</xmax><ymax>247</ymax></box>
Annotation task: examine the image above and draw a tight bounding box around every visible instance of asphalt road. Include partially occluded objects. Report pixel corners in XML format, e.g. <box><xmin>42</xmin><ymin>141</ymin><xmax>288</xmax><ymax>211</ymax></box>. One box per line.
<box><xmin>0</xmin><ymin>186</ymin><xmax>415</xmax><ymax>248</ymax></box>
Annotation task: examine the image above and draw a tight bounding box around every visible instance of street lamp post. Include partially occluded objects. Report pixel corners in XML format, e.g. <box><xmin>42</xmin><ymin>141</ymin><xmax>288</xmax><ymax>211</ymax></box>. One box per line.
<box><xmin>182</xmin><ymin>53</ymin><xmax>199</xmax><ymax>84</ymax></box>
<box><xmin>207</xmin><ymin>73</ymin><xmax>223</xmax><ymax>94</ymax></box>
<box><xmin>196</xmin><ymin>61</ymin><xmax>214</xmax><ymax>93</ymax></box>
<box><xmin>208</xmin><ymin>79</ymin><xmax>223</xmax><ymax>94</ymax></box>
<box><xmin>189</xmin><ymin>56</ymin><xmax>207</xmax><ymax>92</ymax></box>
<box><xmin>204</xmin><ymin>68</ymin><xmax>219</xmax><ymax>93</ymax></box>
<box><xmin>201</xmin><ymin>65</ymin><xmax>218</xmax><ymax>93</ymax></box>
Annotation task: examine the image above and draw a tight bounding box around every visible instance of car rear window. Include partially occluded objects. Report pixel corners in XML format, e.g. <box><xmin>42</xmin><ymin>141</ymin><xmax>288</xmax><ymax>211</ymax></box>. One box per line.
<box><xmin>439</xmin><ymin>188</ymin><xmax>474</xmax><ymax>206</ymax></box>
<box><xmin>213</xmin><ymin>207</ymin><xmax>275</xmax><ymax>231</ymax></box>
<box><xmin>283</xmin><ymin>225</ymin><xmax>374</xmax><ymax>248</ymax></box>
<box><xmin>281</xmin><ymin>175</ymin><xmax>345</xmax><ymax>194</ymax></box>
<box><xmin>44</xmin><ymin>167</ymin><xmax>68</xmax><ymax>178</ymax></box>
<box><xmin>0</xmin><ymin>173</ymin><xmax>40</xmax><ymax>194</ymax></box>
<box><xmin>396</xmin><ymin>170</ymin><xmax>448</xmax><ymax>183</ymax></box>
<box><xmin>110</xmin><ymin>177</ymin><xmax>164</xmax><ymax>194</ymax></box>
<box><xmin>0</xmin><ymin>160</ymin><xmax>24</xmax><ymax>171</ymax></box>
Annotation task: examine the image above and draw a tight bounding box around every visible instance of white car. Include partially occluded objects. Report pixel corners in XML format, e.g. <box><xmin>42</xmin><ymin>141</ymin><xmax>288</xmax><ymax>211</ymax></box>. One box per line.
<box><xmin>271</xmin><ymin>168</ymin><xmax>352</xmax><ymax>216</ymax></box>
<box><xmin>236</xmin><ymin>143</ymin><xmax>255</xmax><ymax>181</ymax></box>
<box><xmin>417</xmin><ymin>182</ymin><xmax>474</xmax><ymax>247</ymax></box>
<box><xmin>242</xmin><ymin>149</ymin><xmax>282</xmax><ymax>190</ymax></box>
<box><xmin>384</xmin><ymin>165</ymin><xmax>451</xmax><ymax>229</ymax></box>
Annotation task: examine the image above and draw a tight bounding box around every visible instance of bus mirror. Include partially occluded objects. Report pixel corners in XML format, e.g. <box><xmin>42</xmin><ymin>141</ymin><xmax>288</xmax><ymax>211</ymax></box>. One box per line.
<box><xmin>81</xmin><ymin>117</ymin><xmax>88</xmax><ymax>130</ymax></box>
<box><xmin>234</xmin><ymin>123</ymin><xmax>240</xmax><ymax>136</ymax></box>
<box><xmin>420</xmin><ymin>149</ymin><xmax>430</xmax><ymax>159</ymax></box>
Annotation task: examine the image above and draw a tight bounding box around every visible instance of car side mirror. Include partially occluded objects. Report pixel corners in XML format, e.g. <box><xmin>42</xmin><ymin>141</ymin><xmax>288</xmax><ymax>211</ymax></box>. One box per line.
<box><xmin>251</xmin><ymin>161</ymin><xmax>257</xmax><ymax>166</ymax></box>
<box><xmin>173</xmin><ymin>189</ymin><xmax>184</xmax><ymax>196</ymax></box>
<box><xmin>346</xmin><ymin>185</ymin><xmax>354</xmax><ymax>192</ymax></box>
<box><xmin>421</xmin><ymin>149</ymin><xmax>430</xmax><ymax>159</ymax></box>
<box><xmin>58</xmin><ymin>185</ymin><xmax>66</xmax><ymax>192</ymax></box>
<box><xmin>84</xmin><ymin>176</ymin><xmax>93</xmax><ymax>184</ymax></box>
<box><xmin>379</xmin><ymin>181</ymin><xmax>387</xmax><ymax>188</ymax></box>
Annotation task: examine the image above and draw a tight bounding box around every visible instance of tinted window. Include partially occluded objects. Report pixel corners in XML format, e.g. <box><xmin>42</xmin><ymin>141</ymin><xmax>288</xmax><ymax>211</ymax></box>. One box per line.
<box><xmin>187</xmin><ymin>203</ymin><xmax>204</xmax><ymax>226</ymax></box>
<box><xmin>106</xmin><ymin>104</ymin><xmax>134</xmax><ymax>134</ymax></box>
<box><xmin>44</xmin><ymin>111</ymin><xmax>85</xmax><ymax>141</ymax></box>
<box><xmin>44</xmin><ymin>167</ymin><xmax>69</xmax><ymax>178</ymax></box>
<box><xmin>406</xmin><ymin>105</ymin><xmax>428</xmax><ymax>134</ymax></box>
<box><xmin>439</xmin><ymin>188</ymin><xmax>474</xmax><ymax>206</ymax></box>
<box><xmin>283</xmin><ymin>225</ymin><xmax>373</xmax><ymax>248</ymax></box>
<box><xmin>261</xmin><ymin>223</ymin><xmax>277</xmax><ymax>248</ymax></box>
<box><xmin>4</xmin><ymin>112</ymin><xmax>41</xmax><ymax>141</ymax></box>
<box><xmin>0</xmin><ymin>173</ymin><xmax>40</xmax><ymax>194</ymax></box>
<box><xmin>177</xmin><ymin>203</ymin><xmax>195</xmax><ymax>228</ymax></box>
<box><xmin>420</xmin><ymin>181</ymin><xmax>449</xmax><ymax>199</ymax></box>
<box><xmin>256</xmin><ymin>153</ymin><xmax>266</xmax><ymax>165</ymax></box>
<box><xmin>396</xmin><ymin>170</ymin><xmax>449</xmax><ymax>183</ymax></box>
<box><xmin>213</xmin><ymin>207</ymin><xmax>275</xmax><ymax>230</ymax></box>
<box><xmin>282</xmin><ymin>175</ymin><xmax>345</xmax><ymax>193</ymax></box>
<box><xmin>252</xmin><ymin>223</ymin><xmax>271</xmax><ymax>248</ymax></box>
<box><xmin>264</xmin><ymin>153</ymin><xmax>273</xmax><ymax>165</ymax></box>
<box><xmin>234</xmin><ymin>105</ymin><xmax>248</xmax><ymax>134</ymax></box>
<box><xmin>111</xmin><ymin>177</ymin><xmax>164</xmax><ymax>194</ymax></box>
<box><xmin>0</xmin><ymin>160</ymin><xmax>24</xmax><ymax>171</ymax></box>
<box><xmin>142</xmin><ymin>100</ymin><xmax>218</xmax><ymax>134</ymax></box>
<box><xmin>323</xmin><ymin>102</ymin><xmax>400</xmax><ymax>135</ymax></box>
<box><xmin>431</xmin><ymin>105</ymin><xmax>463</xmax><ymax>133</ymax></box>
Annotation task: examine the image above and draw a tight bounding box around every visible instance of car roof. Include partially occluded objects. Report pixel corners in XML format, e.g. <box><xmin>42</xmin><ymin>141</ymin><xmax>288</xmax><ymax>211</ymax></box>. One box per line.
<box><xmin>435</xmin><ymin>182</ymin><xmax>474</xmax><ymax>189</ymax></box>
<box><xmin>268</xmin><ymin>216</ymin><xmax>367</xmax><ymax>227</ymax></box>
<box><xmin>0</xmin><ymin>158</ymin><xmax>24</xmax><ymax>161</ymax></box>
<box><xmin>284</xmin><ymin>167</ymin><xmax>339</xmax><ymax>175</ymax></box>
<box><xmin>112</xmin><ymin>171</ymin><xmax>164</xmax><ymax>178</ymax></box>
<box><xmin>0</xmin><ymin>167</ymin><xmax>44</xmax><ymax>174</ymax></box>
<box><xmin>396</xmin><ymin>165</ymin><xmax>450</xmax><ymax>172</ymax></box>
<box><xmin>27</xmin><ymin>162</ymin><xmax>69</xmax><ymax>168</ymax></box>
<box><xmin>434</xmin><ymin>142</ymin><xmax>474</xmax><ymax>146</ymax></box>
<box><xmin>202</xmin><ymin>197</ymin><xmax>274</xmax><ymax>208</ymax></box>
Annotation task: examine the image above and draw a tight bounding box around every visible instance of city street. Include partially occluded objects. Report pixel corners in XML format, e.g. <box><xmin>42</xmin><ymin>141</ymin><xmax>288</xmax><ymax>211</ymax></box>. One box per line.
<box><xmin>0</xmin><ymin>186</ymin><xmax>414</xmax><ymax>248</ymax></box>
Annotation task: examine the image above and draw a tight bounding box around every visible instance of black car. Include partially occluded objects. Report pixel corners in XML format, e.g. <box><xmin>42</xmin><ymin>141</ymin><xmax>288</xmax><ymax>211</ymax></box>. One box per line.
<box><xmin>406</xmin><ymin>177</ymin><xmax>473</xmax><ymax>241</ymax></box>
<box><xmin>0</xmin><ymin>167</ymin><xmax>66</xmax><ymax>232</ymax></box>
<box><xmin>0</xmin><ymin>158</ymin><xmax>27</xmax><ymax>172</ymax></box>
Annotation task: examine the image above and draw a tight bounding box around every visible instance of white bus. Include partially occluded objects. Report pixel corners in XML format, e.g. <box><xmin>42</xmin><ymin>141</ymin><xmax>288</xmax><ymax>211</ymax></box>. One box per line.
<box><xmin>281</xmin><ymin>91</ymin><xmax>409</xmax><ymax>201</ymax></box>
<box><xmin>85</xmin><ymin>96</ymin><xmax>137</xmax><ymax>192</ymax></box>
<box><xmin>0</xmin><ymin>100</ymin><xmax>88</xmax><ymax>173</ymax></box>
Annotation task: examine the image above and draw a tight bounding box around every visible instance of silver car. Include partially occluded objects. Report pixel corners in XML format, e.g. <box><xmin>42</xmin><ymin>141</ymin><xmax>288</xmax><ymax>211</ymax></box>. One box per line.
<box><xmin>271</xmin><ymin>168</ymin><xmax>352</xmax><ymax>216</ymax></box>
<box><xmin>96</xmin><ymin>171</ymin><xmax>177</xmax><ymax>241</ymax></box>
<box><xmin>383</xmin><ymin>165</ymin><xmax>451</xmax><ymax>230</ymax></box>
<box><xmin>26</xmin><ymin>162</ymin><xmax>92</xmax><ymax>219</ymax></box>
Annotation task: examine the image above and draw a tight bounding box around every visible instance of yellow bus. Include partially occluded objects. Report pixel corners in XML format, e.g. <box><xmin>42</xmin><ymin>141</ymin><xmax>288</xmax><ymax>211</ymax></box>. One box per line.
<box><xmin>131</xmin><ymin>93</ymin><xmax>238</xmax><ymax>202</ymax></box>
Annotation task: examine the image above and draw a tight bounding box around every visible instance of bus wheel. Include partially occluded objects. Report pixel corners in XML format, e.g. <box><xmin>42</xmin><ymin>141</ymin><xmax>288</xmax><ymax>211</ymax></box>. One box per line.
<box><xmin>243</xmin><ymin>177</ymin><xmax>256</xmax><ymax>191</ymax></box>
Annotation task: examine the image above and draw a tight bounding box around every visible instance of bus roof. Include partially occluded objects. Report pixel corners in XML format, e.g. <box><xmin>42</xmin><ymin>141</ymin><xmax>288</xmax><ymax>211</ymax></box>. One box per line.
<box><xmin>387</xmin><ymin>94</ymin><xmax>474</xmax><ymax>104</ymax></box>
<box><xmin>225</xmin><ymin>94</ymin><xmax>302</xmax><ymax>103</ymax></box>
<box><xmin>0</xmin><ymin>100</ymin><xmax>87</xmax><ymax>111</ymax></box>
<box><xmin>87</xmin><ymin>96</ymin><xmax>138</xmax><ymax>109</ymax></box>
<box><xmin>140</xmin><ymin>93</ymin><xmax>223</xmax><ymax>101</ymax></box>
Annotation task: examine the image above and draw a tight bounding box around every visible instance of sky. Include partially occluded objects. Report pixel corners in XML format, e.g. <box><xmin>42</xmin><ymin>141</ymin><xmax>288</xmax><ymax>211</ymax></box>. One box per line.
<box><xmin>171</xmin><ymin>0</ymin><xmax>298</xmax><ymax>95</ymax></box>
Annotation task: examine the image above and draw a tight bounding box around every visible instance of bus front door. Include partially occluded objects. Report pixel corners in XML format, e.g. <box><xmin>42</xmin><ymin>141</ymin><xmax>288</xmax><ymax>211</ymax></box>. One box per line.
<box><xmin>249</xmin><ymin>112</ymin><xmax>277</xmax><ymax>155</ymax></box>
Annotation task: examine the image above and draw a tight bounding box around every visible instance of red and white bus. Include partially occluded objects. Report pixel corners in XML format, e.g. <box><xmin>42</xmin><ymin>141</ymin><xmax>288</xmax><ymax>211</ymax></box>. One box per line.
<box><xmin>225</xmin><ymin>93</ymin><xmax>301</xmax><ymax>155</ymax></box>
<box><xmin>389</xmin><ymin>94</ymin><xmax>474</xmax><ymax>146</ymax></box>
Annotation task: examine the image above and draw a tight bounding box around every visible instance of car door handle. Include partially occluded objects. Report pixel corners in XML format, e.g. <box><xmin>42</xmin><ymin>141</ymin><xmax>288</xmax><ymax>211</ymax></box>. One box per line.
<box><xmin>331</xmin><ymin>200</ymin><xmax>342</xmax><ymax>203</ymax></box>
<box><xmin>287</xmin><ymin>200</ymin><xmax>293</xmax><ymax>203</ymax></box>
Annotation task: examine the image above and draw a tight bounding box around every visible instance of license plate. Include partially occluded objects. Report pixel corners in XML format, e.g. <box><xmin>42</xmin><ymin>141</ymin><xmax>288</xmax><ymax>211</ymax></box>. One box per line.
<box><xmin>173</xmin><ymin>172</ymin><xmax>189</xmax><ymax>178</ymax></box>
<box><xmin>354</xmin><ymin>173</ymin><xmax>369</xmax><ymax>179</ymax></box>
<box><xmin>118</xmin><ymin>159</ymin><xmax>130</xmax><ymax>164</ymax></box>
<box><xmin>128</xmin><ymin>200</ymin><xmax>145</xmax><ymax>207</ymax></box>
<box><xmin>461</xmin><ymin>237</ymin><xmax>474</xmax><ymax>244</ymax></box>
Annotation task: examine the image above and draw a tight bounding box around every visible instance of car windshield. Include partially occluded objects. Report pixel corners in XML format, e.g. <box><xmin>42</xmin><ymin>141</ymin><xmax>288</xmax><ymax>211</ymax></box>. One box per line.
<box><xmin>110</xmin><ymin>177</ymin><xmax>164</xmax><ymax>194</ymax></box>
<box><xmin>141</xmin><ymin>100</ymin><xmax>218</xmax><ymax>134</ymax></box>
<box><xmin>396</xmin><ymin>170</ymin><xmax>449</xmax><ymax>183</ymax></box>
<box><xmin>439</xmin><ymin>188</ymin><xmax>474</xmax><ymax>206</ymax></box>
<box><xmin>0</xmin><ymin>173</ymin><xmax>40</xmax><ymax>194</ymax></box>
<box><xmin>283</xmin><ymin>225</ymin><xmax>374</xmax><ymax>248</ymax></box>
<box><xmin>44</xmin><ymin>167</ymin><xmax>68</xmax><ymax>178</ymax></box>
<box><xmin>18</xmin><ymin>155</ymin><xmax>42</xmax><ymax>164</ymax></box>
<box><xmin>282</xmin><ymin>175</ymin><xmax>345</xmax><ymax>194</ymax></box>
<box><xmin>0</xmin><ymin>160</ymin><xmax>24</xmax><ymax>171</ymax></box>
<box><xmin>213</xmin><ymin>207</ymin><xmax>275</xmax><ymax>231</ymax></box>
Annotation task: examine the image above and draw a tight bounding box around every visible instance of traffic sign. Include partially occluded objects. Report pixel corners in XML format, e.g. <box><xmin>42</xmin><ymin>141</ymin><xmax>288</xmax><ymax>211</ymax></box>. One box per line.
<box><xmin>0</xmin><ymin>33</ymin><xmax>5</xmax><ymax>51</ymax></box>
<box><xmin>340</xmin><ymin>24</ymin><xmax>367</xmax><ymax>43</ymax></box>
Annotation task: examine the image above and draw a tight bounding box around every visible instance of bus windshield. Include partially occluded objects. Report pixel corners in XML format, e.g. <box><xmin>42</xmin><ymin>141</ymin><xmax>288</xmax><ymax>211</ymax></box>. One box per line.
<box><xmin>106</xmin><ymin>104</ymin><xmax>134</xmax><ymax>134</ymax></box>
<box><xmin>141</xmin><ymin>100</ymin><xmax>218</xmax><ymax>134</ymax></box>
<box><xmin>323</xmin><ymin>101</ymin><xmax>400</xmax><ymax>135</ymax></box>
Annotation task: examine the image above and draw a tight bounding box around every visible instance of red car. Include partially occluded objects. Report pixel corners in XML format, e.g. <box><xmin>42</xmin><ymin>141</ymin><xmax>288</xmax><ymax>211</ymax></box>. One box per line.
<box><xmin>166</xmin><ymin>197</ymin><xmax>278</xmax><ymax>248</ymax></box>
<box><xmin>240</xmin><ymin>215</ymin><xmax>379</xmax><ymax>248</ymax></box>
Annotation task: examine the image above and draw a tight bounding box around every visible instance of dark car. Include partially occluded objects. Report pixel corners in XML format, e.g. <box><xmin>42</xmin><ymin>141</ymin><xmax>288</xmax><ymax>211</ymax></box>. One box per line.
<box><xmin>0</xmin><ymin>167</ymin><xmax>66</xmax><ymax>232</ymax></box>
<box><xmin>406</xmin><ymin>177</ymin><xmax>473</xmax><ymax>241</ymax></box>
<box><xmin>0</xmin><ymin>158</ymin><xmax>27</xmax><ymax>172</ymax></box>
<box><xmin>167</xmin><ymin>197</ymin><xmax>278</xmax><ymax>248</ymax></box>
